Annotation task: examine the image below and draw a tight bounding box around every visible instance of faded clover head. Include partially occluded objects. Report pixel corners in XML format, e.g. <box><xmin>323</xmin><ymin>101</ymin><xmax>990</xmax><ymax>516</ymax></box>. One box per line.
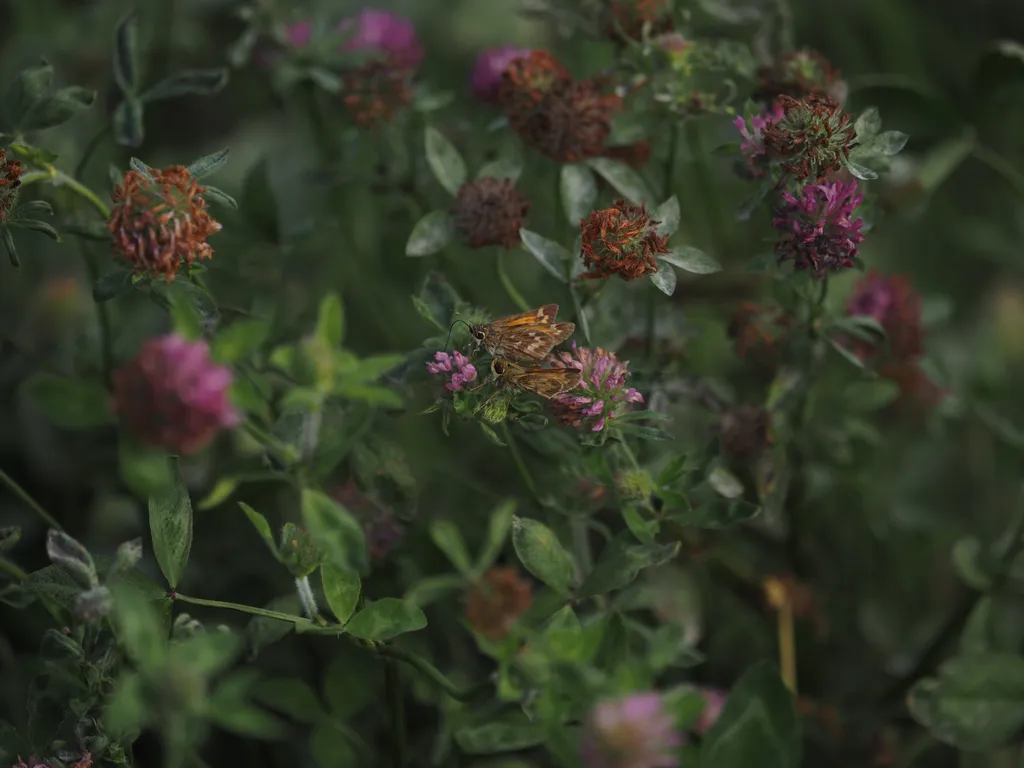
<box><xmin>580</xmin><ymin>692</ymin><xmax>683</xmax><ymax>768</ymax></box>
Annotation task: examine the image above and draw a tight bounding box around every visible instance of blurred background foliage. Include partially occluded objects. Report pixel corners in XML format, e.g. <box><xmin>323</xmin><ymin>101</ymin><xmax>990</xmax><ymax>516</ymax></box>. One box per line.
<box><xmin>4</xmin><ymin>0</ymin><xmax>1024</xmax><ymax>766</ymax></box>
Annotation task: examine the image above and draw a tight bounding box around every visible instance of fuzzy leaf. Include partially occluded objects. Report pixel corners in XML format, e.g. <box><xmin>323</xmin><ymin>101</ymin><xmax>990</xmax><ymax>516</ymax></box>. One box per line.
<box><xmin>148</xmin><ymin>475</ymin><xmax>193</xmax><ymax>589</ymax></box>
<box><xmin>113</xmin><ymin>99</ymin><xmax>145</xmax><ymax>147</ymax></box>
<box><xmin>345</xmin><ymin>598</ymin><xmax>427</xmax><ymax>640</ymax></box>
<box><xmin>559</xmin><ymin>164</ymin><xmax>598</xmax><ymax>225</ymax></box>
<box><xmin>142</xmin><ymin>68</ymin><xmax>229</xmax><ymax>102</ymax></box>
<box><xmin>660</xmin><ymin>246</ymin><xmax>723</xmax><ymax>274</ymax></box>
<box><xmin>321</xmin><ymin>565</ymin><xmax>361</xmax><ymax>624</ymax></box>
<box><xmin>519</xmin><ymin>228</ymin><xmax>571</xmax><ymax>282</ymax></box>
<box><xmin>424</xmin><ymin>125</ymin><xmax>467</xmax><ymax>196</ymax></box>
<box><xmin>406</xmin><ymin>211</ymin><xmax>454</xmax><ymax>256</ymax></box>
<box><xmin>586</xmin><ymin>157</ymin><xmax>652</xmax><ymax>203</ymax></box>
<box><xmin>512</xmin><ymin>516</ymin><xmax>575</xmax><ymax>595</ymax></box>
<box><xmin>854</xmin><ymin>107</ymin><xmax>882</xmax><ymax>142</ymax></box>
<box><xmin>652</xmin><ymin>195</ymin><xmax>681</xmax><ymax>237</ymax></box>
<box><xmin>650</xmin><ymin>260</ymin><xmax>677</xmax><ymax>295</ymax></box>
<box><xmin>187</xmin><ymin>148</ymin><xmax>230</xmax><ymax>179</ymax></box>
<box><xmin>113</xmin><ymin>15</ymin><xmax>141</xmax><ymax>95</ymax></box>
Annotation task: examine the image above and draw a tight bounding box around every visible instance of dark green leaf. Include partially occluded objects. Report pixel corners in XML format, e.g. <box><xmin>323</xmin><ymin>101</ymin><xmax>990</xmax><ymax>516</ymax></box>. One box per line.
<box><xmin>118</xmin><ymin>438</ymin><xmax>174</xmax><ymax>498</ymax></box>
<box><xmin>736</xmin><ymin>175</ymin><xmax>774</xmax><ymax>221</ymax></box>
<box><xmin>454</xmin><ymin>719</ymin><xmax>546</xmax><ymax>754</ymax></box>
<box><xmin>253</xmin><ymin>678</ymin><xmax>326</xmax><ymax>724</ymax></box>
<box><xmin>650</xmin><ymin>260</ymin><xmax>677</xmax><ymax>296</ymax></box>
<box><xmin>142</xmin><ymin>69</ymin><xmax>229</xmax><ymax>102</ymax></box>
<box><xmin>12</xmin><ymin>219</ymin><xmax>59</xmax><ymax>241</ymax></box>
<box><xmin>519</xmin><ymin>229</ymin><xmax>571</xmax><ymax>283</ymax></box>
<box><xmin>578</xmin><ymin>536</ymin><xmax>680</xmax><ymax>599</ymax></box>
<box><xmin>5</xmin><ymin>61</ymin><xmax>54</xmax><ymax>129</ymax></box>
<box><xmin>344</xmin><ymin>598</ymin><xmax>427</xmax><ymax>640</ymax></box>
<box><xmin>702</xmin><ymin>661</ymin><xmax>801</xmax><ymax>768</ymax></box>
<box><xmin>952</xmin><ymin>536</ymin><xmax>993</xmax><ymax>590</ymax></box>
<box><xmin>203</xmin><ymin>185</ymin><xmax>238</xmax><ymax>209</ymax></box>
<box><xmin>24</xmin><ymin>87</ymin><xmax>96</xmax><ymax>131</ymax></box>
<box><xmin>475</xmin><ymin>499</ymin><xmax>517</xmax><ymax>574</ymax></box>
<box><xmin>668</xmin><ymin>495</ymin><xmax>760</xmax><ymax>528</ymax></box>
<box><xmin>406</xmin><ymin>211</ymin><xmax>454</xmax><ymax>256</ymax></box>
<box><xmin>660</xmin><ymin>246</ymin><xmax>723</xmax><ymax>274</ymax></box>
<box><xmin>245</xmin><ymin>595</ymin><xmax>301</xmax><ymax>658</ymax></box>
<box><xmin>300</xmin><ymin>489</ymin><xmax>368</xmax><ymax>575</ymax></box>
<box><xmin>212</xmin><ymin>319</ymin><xmax>270</xmax><ymax>364</ymax></box>
<box><xmin>315</xmin><ymin>292</ymin><xmax>344</xmax><ymax>347</ymax></box>
<box><xmin>512</xmin><ymin>516</ymin><xmax>575</xmax><ymax>595</ymax></box>
<box><xmin>113</xmin><ymin>15</ymin><xmax>140</xmax><ymax>95</ymax></box>
<box><xmin>321</xmin><ymin>565</ymin><xmax>360</xmax><ymax>623</ymax></box>
<box><xmin>424</xmin><ymin>125</ymin><xmax>467</xmax><ymax>196</ymax></box>
<box><xmin>908</xmin><ymin>653</ymin><xmax>1024</xmax><ymax>751</ymax></box>
<box><xmin>429</xmin><ymin>519</ymin><xmax>473</xmax><ymax>577</ymax></box>
<box><xmin>111</xmin><ymin>583</ymin><xmax>166</xmax><ymax>668</ymax></box>
<box><xmin>21</xmin><ymin>373</ymin><xmax>113</xmax><ymax>429</ymax></box>
<box><xmin>171</xmin><ymin>631</ymin><xmax>242</xmax><ymax>676</ymax></box>
<box><xmin>586</xmin><ymin>157</ymin><xmax>652</xmax><ymax>203</ymax></box>
<box><xmin>827</xmin><ymin>338</ymin><xmax>866</xmax><ymax>369</ymax></box>
<box><xmin>208</xmin><ymin>671</ymin><xmax>286</xmax><ymax>739</ymax></box>
<box><xmin>187</xmin><ymin>148</ymin><xmax>230</xmax><ymax>180</ymax></box>
<box><xmin>113</xmin><ymin>98</ymin><xmax>145</xmax><ymax>148</ymax></box>
<box><xmin>560</xmin><ymin>164</ymin><xmax>598</xmax><ymax>225</ymax></box>
<box><xmin>148</xmin><ymin>474</ymin><xmax>193</xmax><ymax>589</ymax></box>
<box><xmin>238</xmin><ymin>502</ymin><xmax>279</xmax><ymax>559</ymax></box>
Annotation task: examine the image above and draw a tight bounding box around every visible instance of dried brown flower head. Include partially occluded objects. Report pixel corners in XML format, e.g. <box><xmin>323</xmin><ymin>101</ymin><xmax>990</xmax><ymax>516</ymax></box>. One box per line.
<box><xmin>499</xmin><ymin>50</ymin><xmax>572</xmax><ymax>115</ymax></box>
<box><xmin>718</xmin><ymin>405</ymin><xmax>772</xmax><ymax>462</ymax></box>
<box><xmin>452</xmin><ymin>177</ymin><xmax>531</xmax><ymax>249</ymax></box>
<box><xmin>0</xmin><ymin>149</ymin><xmax>23</xmax><ymax>222</ymax></box>
<box><xmin>603</xmin><ymin>140</ymin><xmax>652</xmax><ymax>169</ymax></box>
<box><xmin>465</xmin><ymin>566</ymin><xmax>532</xmax><ymax>640</ymax></box>
<box><xmin>340</xmin><ymin>61</ymin><xmax>414</xmax><ymax>126</ymax></box>
<box><xmin>579</xmin><ymin>199</ymin><xmax>670</xmax><ymax>281</ymax></box>
<box><xmin>605</xmin><ymin>0</ymin><xmax>674</xmax><ymax>43</ymax></box>
<box><xmin>109</xmin><ymin>166</ymin><xmax>222</xmax><ymax>281</ymax></box>
<box><xmin>754</xmin><ymin>49</ymin><xmax>842</xmax><ymax>104</ymax></box>
<box><xmin>762</xmin><ymin>94</ymin><xmax>856</xmax><ymax>182</ymax></box>
<box><xmin>727</xmin><ymin>303</ymin><xmax>795</xmax><ymax>368</ymax></box>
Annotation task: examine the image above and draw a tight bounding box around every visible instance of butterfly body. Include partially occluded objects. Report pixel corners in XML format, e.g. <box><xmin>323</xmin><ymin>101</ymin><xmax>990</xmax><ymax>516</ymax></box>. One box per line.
<box><xmin>469</xmin><ymin>304</ymin><xmax>575</xmax><ymax>362</ymax></box>
<box><xmin>490</xmin><ymin>357</ymin><xmax>581</xmax><ymax>399</ymax></box>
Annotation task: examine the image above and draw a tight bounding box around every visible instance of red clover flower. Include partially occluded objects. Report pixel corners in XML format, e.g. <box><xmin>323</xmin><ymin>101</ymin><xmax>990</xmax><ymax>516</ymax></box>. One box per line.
<box><xmin>112</xmin><ymin>334</ymin><xmax>239</xmax><ymax>455</ymax></box>
<box><xmin>773</xmin><ymin>179</ymin><xmax>864</xmax><ymax>279</ymax></box>
<box><xmin>109</xmin><ymin>166</ymin><xmax>222</xmax><ymax>282</ymax></box>
<box><xmin>427</xmin><ymin>351</ymin><xmax>478</xmax><ymax>392</ymax></box>
<box><xmin>734</xmin><ymin>103</ymin><xmax>783</xmax><ymax>179</ymax></box>
<box><xmin>605</xmin><ymin>0</ymin><xmax>674</xmax><ymax>43</ymax></box>
<box><xmin>472</xmin><ymin>46</ymin><xmax>531</xmax><ymax>102</ymax></box>
<box><xmin>548</xmin><ymin>343</ymin><xmax>643</xmax><ymax>432</ymax></box>
<box><xmin>580</xmin><ymin>692</ymin><xmax>683</xmax><ymax>768</ymax></box>
<box><xmin>339</xmin><ymin>9</ymin><xmax>424</xmax><ymax>71</ymax></box>
<box><xmin>762</xmin><ymin>94</ymin><xmax>856</xmax><ymax>182</ymax></box>
<box><xmin>579</xmin><ymin>199</ymin><xmax>670</xmax><ymax>281</ymax></box>
<box><xmin>845</xmin><ymin>271</ymin><xmax>924</xmax><ymax>361</ymax></box>
<box><xmin>0</xmin><ymin>149</ymin><xmax>23</xmax><ymax>221</ymax></box>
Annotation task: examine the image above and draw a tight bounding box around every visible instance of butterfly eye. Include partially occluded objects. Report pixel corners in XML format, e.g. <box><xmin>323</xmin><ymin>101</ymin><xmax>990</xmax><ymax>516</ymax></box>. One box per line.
<box><xmin>493</xmin><ymin>361</ymin><xmax>505</xmax><ymax>374</ymax></box>
<box><xmin>473</xmin><ymin>330</ymin><xmax>485</xmax><ymax>340</ymax></box>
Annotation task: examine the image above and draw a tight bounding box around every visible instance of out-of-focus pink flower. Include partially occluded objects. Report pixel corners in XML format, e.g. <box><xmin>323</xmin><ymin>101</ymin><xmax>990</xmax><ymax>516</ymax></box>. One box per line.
<box><xmin>426</xmin><ymin>351</ymin><xmax>478</xmax><ymax>392</ymax></box>
<box><xmin>773</xmin><ymin>179</ymin><xmax>864</xmax><ymax>279</ymax></box>
<box><xmin>694</xmin><ymin>688</ymin><xmax>727</xmax><ymax>734</ymax></box>
<box><xmin>580</xmin><ymin>692</ymin><xmax>683</xmax><ymax>768</ymax></box>
<box><xmin>845</xmin><ymin>271</ymin><xmax>923</xmax><ymax>360</ymax></box>
<box><xmin>734</xmin><ymin>102</ymin><xmax>783</xmax><ymax>178</ymax></box>
<box><xmin>112</xmin><ymin>334</ymin><xmax>239</xmax><ymax>455</ymax></box>
<box><xmin>549</xmin><ymin>343</ymin><xmax>643</xmax><ymax>432</ymax></box>
<box><xmin>472</xmin><ymin>46</ymin><xmax>531</xmax><ymax>102</ymax></box>
<box><xmin>339</xmin><ymin>9</ymin><xmax>424</xmax><ymax>71</ymax></box>
<box><xmin>285</xmin><ymin>20</ymin><xmax>312</xmax><ymax>48</ymax></box>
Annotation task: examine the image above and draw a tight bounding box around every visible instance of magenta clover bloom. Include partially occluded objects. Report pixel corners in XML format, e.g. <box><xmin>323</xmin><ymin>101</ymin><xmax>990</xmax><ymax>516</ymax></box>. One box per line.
<box><xmin>427</xmin><ymin>351</ymin><xmax>478</xmax><ymax>392</ymax></box>
<box><xmin>340</xmin><ymin>9</ymin><xmax>424</xmax><ymax>71</ymax></box>
<box><xmin>472</xmin><ymin>45</ymin><xmax>531</xmax><ymax>102</ymax></box>
<box><xmin>694</xmin><ymin>687</ymin><xmax>727</xmax><ymax>734</ymax></box>
<box><xmin>549</xmin><ymin>343</ymin><xmax>643</xmax><ymax>432</ymax></box>
<box><xmin>580</xmin><ymin>692</ymin><xmax>684</xmax><ymax>768</ymax></box>
<box><xmin>773</xmin><ymin>179</ymin><xmax>864</xmax><ymax>279</ymax></box>
<box><xmin>734</xmin><ymin>102</ymin><xmax>783</xmax><ymax>177</ymax></box>
<box><xmin>112</xmin><ymin>334</ymin><xmax>239</xmax><ymax>456</ymax></box>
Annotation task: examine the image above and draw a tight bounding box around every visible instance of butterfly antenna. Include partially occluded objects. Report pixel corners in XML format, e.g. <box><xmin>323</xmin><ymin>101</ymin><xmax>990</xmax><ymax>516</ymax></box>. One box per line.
<box><xmin>444</xmin><ymin>318</ymin><xmax>472</xmax><ymax>352</ymax></box>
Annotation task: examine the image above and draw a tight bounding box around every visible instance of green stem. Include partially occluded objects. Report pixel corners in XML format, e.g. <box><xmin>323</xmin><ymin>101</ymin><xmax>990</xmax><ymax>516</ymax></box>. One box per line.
<box><xmin>385</xmin><ymin>659</ymin><xmax>407</xmax><ymax>768</ymax></box>
<box><xmin>81</xmin><ymin>242</ymin><xmax>115</xmax><ymax>384</ymax></box>
<box><xmin>0</xmin><ymin>467</ymin><xmax>63</xmax><ymax>532</ymax></box>
<box><xmin>243</xmin><ymin>420</ymin><xmax>300</xmax><ymax>465</ymax></box>
<box><xmin>496</xmin><ymin>248</ymin><xmax>530</xmax><ymax>313</ymax></box>
<box><xmin>0</xmin><ymin>558</ymin><xmax>27</xmax><ymax>581</ymax></box>
<box><xmin>173</xmin><ymin>593</ymin><xmax>317</xmax><ymax>628</ymax></box>
<box><xmin>377</xmin><ymin>645</ymin><xmax>490</xmax><ymax>703</ymax></box>
<box><xmin>501</xmin><ymin>422</ymin><xmax>539</xmax><ymax>499</ymax></box>
<box><xmin>19</xmin><ymin>169</ymin><xmax>110</xmax><ymax>218</ymax></box>
<box><xmin>74</xmin><ymin>126</ymin><xmax>109</xmax><ymax>180</ymax></box>
<box><xmin>615</xmin><ymin>434</ymin><xmax>642</xmax><ymax>472</ymax></box>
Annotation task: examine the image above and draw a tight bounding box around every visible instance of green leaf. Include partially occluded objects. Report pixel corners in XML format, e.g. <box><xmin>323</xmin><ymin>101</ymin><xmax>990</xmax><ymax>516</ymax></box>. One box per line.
<box><xmin>113</xmin><ymin>98</ymin><xmax>145</xmax><ymax>148</ymax></box>
<box><xmin>197</xmin><ymin>476</ymin><xmax>240</xmax><ymax>510</ymax></box>
<box><xmin>118</xmin><ymin>438</ymin><xmax>174</xmax><ymax>498</ymax></box>
<box><xmin>650</xmin><ymin>260</ymin><xmax>677</xmax><ymax>296</ymax></box>
<box><xmin>478</xmin><ymin>155</ymin><xmax>523</xmax><ymax>184</ymax></box>
<box><xmin>475</xmin><ymin>499</ymin><xmax>517</xmax><ymax>575</ymax></box>
<box><xmin>511</xmin><ymin>516</ymin><xmax>575</xmax><ymax>595</ymax></box>
<box><xmin>300</xmin><ymin>489</ymin><xmax>368</xmax><ymax>575</ymax></box>
<box><xmin>45</xmin><ymin>530</ymin><xmax>98</xmax><ymax>588</ymax></box>
<box><xmin>961</xmin><ymin>597</ymin><xmax>997</xmax><ymax>656</ymax></box>
<box><xmin>845</xmin><ymin>159</ymin><xmax>879</xmax><ymax>181</ymax></box>
<box><xmin>321</xmin><ymin>565</ymin><xmax>361</xmax><ymax>624</ymax></box>
<box><xmin>253</xmin><ymin>678</ymin><xmax>326</xmax><ymax>724</ymax></box>
<box><xmin>113</xmin><ymin>15</ymin><xmax>140</xmax><ymax>95</ymax></box>
<box><xmin>142</xmin><ymin>68</ymin><xmax>229</xmax><ymax>102</ymax></box>
<box><xmin>2</xmin><ymin>225</ymin><xmax>17</xmax><ymax>266</ymax></box>
<box><xmin>105</xmin><ymin>672</ymin><xmax>146</xmax><ymax>737</ymax></box>
<box><xmin>187</xmin><ymin>148</ymin><xmax>230</xmax><ymax>180</ymax></box>
<box><xmin>23</xmin><ymin>87</ymin><xmax>96</xmax><ymax>131</ymax></box>
<box><xmin>454</xmin><ymin>718</ymin><xmax>546</xmax><ymax>754</ymax></box>
<box><xmin>874</xmin><ymin>130</ymin><xmax>909</xmax><ymax>156</ymax></box>
<box><xmin>586</xmin><ymin>157</ymin><xmax>652</xmax><ymax>204</ymax></box>
<box><xmin>919</xmin><ymin>132</ymin><xmax>976</xmax><ymax>194</ymax></box>
<box><xmin>668</xmin><ymin>496</ymin><xmax>760</xmax><ymax>529</ymax></box>
<box><xmin>21</xmin><ymin>373</ymin><xmax>113</xmax><ymax>429</ymax></box>
<box><xmin>111</xmin><ymin>582</ymin><xmax>166</xmax><ymax>668</ymax></box>
<box><xmin>559</xmin><ymin>164</ymin><xmax>598</xmax><ymax>225</ymax></box>
<box><xmin>238</xmin><ymin>502</ymin><xmax>279</xmax><ymax>559</ymax></box>
<box><xmin>171</xmin><ymin>631</ymin><xmax>242</xmax><ymax>675</ymax></box>
<box><xmin>844</xmin><ymin>380</ymin><xmax>901</xmax><ymax>412</ymax></box>
<box><xmin>406</xmin><ymin>210</ymin><xmax>454</xmax><ymax>256</ymax></box>
<box><xmin>245</xmin><ymin>595</ymin><xmax>301</xmax><ymax>657</ymax></box>
<box><xmin>519</xmin><ymin>229</ymin><xmax>571</xmax><ymax>283</ymax></box>
<box><xmin>908</xmin><ymin>653</ymin><xmax>1024</xmax><ymax>751</ymax></box>
<box><xmin>203</xmin><ymin>185</ymin><xmax>238</xmax><ymax>209</ymax></box>
<box><xmin>542</xmin><ymin>605</ymin><xmax>587</xmax><ymax>662</ymax></box>
<box><xmin>12</xmin><ymin>219</ymin><xmax>60</xmax><ymax>241</ymax></box>
<box><xmin>345</xmin><ymin>598</ymin><xmax>427</xmax><ymax>640</ymax></box>
<box><xmin>311</xmin><ymin>725</ymin><xmax>359</xmax><ymax>768</ymax></box>
<box><xmin>951</xmin><ymin>536</ymin><xmax>993</xmax><ymax>590</ymax></box>
<box><xmin>167</xmin><ymin>287</ymin><xmax>204</xmax><ymax>341</ymax></box>
<box><xmin>708</xmin><ymin>465</ymin><xmax>744</xmax><ymax>499</ymax></box>
<box><xmin>652</xmin><ymin>195</ymin><xmax>681</xmax><ymax>237</ymax></box>
<box><xmin>315</xmin><ymin>292</ymin><xmax>344</xmax><ymax>348</ymax></box>
<box><xmin>93</xmin><ymin>267</ymin><xmax>135</xmax><ymax>302</ymax></box>
<box><xmin>660</xmin><ymin>246</ymin><xmax>722</xmax><ymax>274</ymax></box>
<box><xmin>5</xmin><ymin>61</ymin><xmax>54</xmax><ymax>129</ymax></box>
<box><xmin>424</xmin><ymin>125</ymin><xmax>467</xmax><ymax>196</ymax></box>
<box><xmin>148</xmin><ymin>474</ymin><xmax>193</xmax><ymax>589</ymax></box>
<box><xmin>429</xmin><ymin>519</ymin><xmax>474</xmax><ymax>578</ymax></box>
<box><xmin>854</xmin><ymin>107</ymin><xmax>882</xmax><ymax>142</ymax></box>
<box><xmin>827</xmin><ymin>338</ymin><xmax>866</xmax><ymax>369</ymax></box>
<box><xmin>212</xmin><ymin>319</ymin><xmax>270</xmax><ymax>364</ymax></box>
<box><xmin>208</xmin><ymin>671</ymin><xmax>286</xmax><ymax>739</ymax></box>
<box><xmin>0</xmin><ymin>526</ymin><xmax>20</xmax><ymax>553</ymax></box>
<box><xmin>701</xmin><ymin>661</ymin><xmax>801</xmax><ymax>768</ymax></box>
<box><xmin>241</xmin><ymin>156</ymin><xmax>279</xmax><ymax>242</ymax></box>
<box><xmin>577</xmin><ymin>537</ymin><xmax>680</xmax><ymax>599</ymax></box>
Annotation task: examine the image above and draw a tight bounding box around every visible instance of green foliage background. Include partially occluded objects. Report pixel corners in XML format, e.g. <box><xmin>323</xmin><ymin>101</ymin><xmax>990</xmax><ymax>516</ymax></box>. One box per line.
<box><xmin>4</xmin><ymin>0</ymin><xmax>1024</xmax><ymax>767</ymax></box>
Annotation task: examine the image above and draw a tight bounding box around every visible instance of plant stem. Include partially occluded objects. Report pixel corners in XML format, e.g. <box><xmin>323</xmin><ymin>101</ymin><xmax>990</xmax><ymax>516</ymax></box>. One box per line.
<box><xmin>496</xmin><ymin>248</ymin><xmax>530</xmax><ymax>312</ymax></box>
<box><xmin>19</xmin><ymin>169</ymin><xmax>111</xmax><ymax>218</ymax></box>
<box><xmin>385</xmin><ymin>659</ymin><xmax>407</xmax><ymax>768</ymax></box>
<box><xmin>0</xmin><ymin>467</ymin><xmax>64</xmax><ymax>532</ymax></box>
<box><xmin>501</xmin><ymin>422</ymin><xmax>539</xmax><ymax>501</ymax></box>
<box><xmin>74</xmin><ymin>126</ymin><xmax>109</xmax><ymax>180</ymax></box>
<box><xmin>294</xmin><ymin>576</ymin><xmax>319</xmax><ymax>618</ymax></box>
<box><xmin>173</xmin><ymin>592</ymin><xmax>317</xmax><ymax>627</ymax></box>
<box><xmin>376</xmin><ymin>645</ymin><xmax>489</xmax><ymax>702</ymax></box>
<box><xmin>777</xmin><ymin>601</ymin><xmax>797</xmax><ymax>693</ymax></box>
